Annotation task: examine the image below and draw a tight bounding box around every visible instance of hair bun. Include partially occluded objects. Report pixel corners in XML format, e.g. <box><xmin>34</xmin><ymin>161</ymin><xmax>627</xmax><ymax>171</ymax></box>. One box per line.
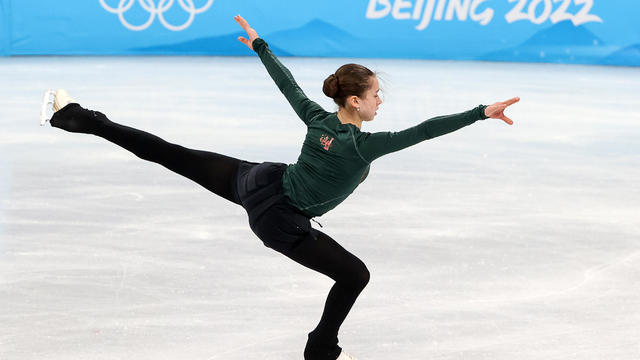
<box><xmin>325</xmin><ymin>63</ymin><xmax>375</xmax><ymax>108</ymax></box>
<box><xmin>322</xmin><ymin>74</ymin><xmax>340</xmax><ymax>99</ymax></box>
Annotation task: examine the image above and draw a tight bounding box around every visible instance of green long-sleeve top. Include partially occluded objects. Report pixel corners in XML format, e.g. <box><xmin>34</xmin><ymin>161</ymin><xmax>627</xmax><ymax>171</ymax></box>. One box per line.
<box><xmin>253</xmin><ymin>38</ymin><xmax>488</xmax><ymax>218</ymax></box>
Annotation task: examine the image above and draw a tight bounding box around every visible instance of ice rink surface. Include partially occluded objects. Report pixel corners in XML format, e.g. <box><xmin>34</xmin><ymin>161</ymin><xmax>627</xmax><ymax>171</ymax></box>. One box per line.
<box><xmin>1</xmin><ymin>54</ymin><xmax>639</xmax><ymax>360</ymax></box>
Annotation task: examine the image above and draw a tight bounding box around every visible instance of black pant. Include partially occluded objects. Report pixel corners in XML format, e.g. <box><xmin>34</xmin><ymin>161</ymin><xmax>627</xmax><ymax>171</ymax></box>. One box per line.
<box><xmin>51</xmin><ymin>104</ymin><xmax>370</xmax><ymax>360</ymax></box>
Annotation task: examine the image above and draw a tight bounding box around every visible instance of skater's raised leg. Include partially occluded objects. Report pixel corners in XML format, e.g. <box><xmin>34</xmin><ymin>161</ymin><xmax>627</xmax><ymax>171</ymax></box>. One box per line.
<box><xmin>49</xmin><ymin>91</ymin><xmax>241</xmax><ymax>204</ymax></box>
<box><xmin>282</xmin><ymin>231</ymin><xmax>370</xmax><ymax>360</ymax></box>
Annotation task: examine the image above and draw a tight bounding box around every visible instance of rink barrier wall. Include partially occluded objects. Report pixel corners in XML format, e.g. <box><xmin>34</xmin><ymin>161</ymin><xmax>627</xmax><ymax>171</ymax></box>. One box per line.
<box><xmin>0</xmin><ymin>0</ymin><xmax>638</xmax><ymax>66</ymax></box>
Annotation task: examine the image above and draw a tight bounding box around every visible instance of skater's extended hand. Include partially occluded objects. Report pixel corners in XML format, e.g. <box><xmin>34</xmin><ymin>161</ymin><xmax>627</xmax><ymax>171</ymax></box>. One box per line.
<box><xmin>484</xmin><ymin>97</ymin><xmax>520</xmax><ymax>125</ymax></box>
<box><xmin>235</xmin><ymin>15</ymin><xmax>259</xmax><ymax>51</ymax></box>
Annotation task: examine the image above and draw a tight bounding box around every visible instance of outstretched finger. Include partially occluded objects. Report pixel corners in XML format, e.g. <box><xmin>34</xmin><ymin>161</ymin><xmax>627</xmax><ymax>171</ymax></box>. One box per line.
<box><xmin>501</xmin><ymin>114</ymin><xmax>514</xmax><ymax>125</ymax></box>
<box><xmin>234</xmin><ymin>15</ymin><xmax>251</xmax><ymax>31</ymax></box>
<box><xmin>502</xmin><ymin>97</ymin><xmax>520</xmax><ymax>106</ymax></box>
<box><xmin>237</xmin><ymin>36</ymin><xmax>249</xmax><ymax>46</ymax></box>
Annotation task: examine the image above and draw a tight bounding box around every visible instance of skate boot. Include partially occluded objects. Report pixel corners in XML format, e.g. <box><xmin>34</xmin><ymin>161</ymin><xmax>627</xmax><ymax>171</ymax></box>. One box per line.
<box><xmin>44</xmin><ymin>90</ymin><xmax>108</xmax><ymax>134</ymax></box>
<box><xmin>304</xmin><ymin>332</ymin><xmax>342</xmax><ymax>360</ymax></box>
<box><xmin>40</xmin><ymin>89</ymin><xmax>75</xmax><ymax>126</ymax></box>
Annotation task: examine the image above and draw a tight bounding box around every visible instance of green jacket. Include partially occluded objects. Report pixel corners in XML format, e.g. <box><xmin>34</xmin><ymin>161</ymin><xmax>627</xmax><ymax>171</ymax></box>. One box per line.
<box><xmin>253</xmin><ymin>38</ymin><xmax>488</xmax><ymax>217</ymax></box>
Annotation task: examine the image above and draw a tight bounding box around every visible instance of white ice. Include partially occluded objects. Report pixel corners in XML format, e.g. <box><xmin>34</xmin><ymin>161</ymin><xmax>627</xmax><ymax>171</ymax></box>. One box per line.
<box><xmin>1</xmin><ymin>55</ymin><xmax>639</xmax><ymax>360</ymax></box>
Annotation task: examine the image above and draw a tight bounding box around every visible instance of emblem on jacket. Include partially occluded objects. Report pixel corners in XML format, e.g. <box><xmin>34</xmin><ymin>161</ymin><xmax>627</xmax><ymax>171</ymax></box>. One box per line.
<box><xmin>320</xmin><ymin>134</ymin><xmax>335</xmax><ymax>151</ymax></box>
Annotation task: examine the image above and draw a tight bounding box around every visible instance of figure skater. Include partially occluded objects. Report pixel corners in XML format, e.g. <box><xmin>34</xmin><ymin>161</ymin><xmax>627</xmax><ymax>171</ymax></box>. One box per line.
<box><xmin>45</xmin><ymin>14</ymin><xmax>519</xmax><ymax>360</ymax></box>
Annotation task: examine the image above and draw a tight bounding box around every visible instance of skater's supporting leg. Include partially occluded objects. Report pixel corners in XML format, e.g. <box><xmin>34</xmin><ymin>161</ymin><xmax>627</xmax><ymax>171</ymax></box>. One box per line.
<box><xmin>51</xmin><ymin>103</ymin><xmax>241</xmax><ymax>204</ymax></box>
<box><xmin>283</xmin><ymin>231</ymin><xmax>370</xmax><ymax>360</ymax></box>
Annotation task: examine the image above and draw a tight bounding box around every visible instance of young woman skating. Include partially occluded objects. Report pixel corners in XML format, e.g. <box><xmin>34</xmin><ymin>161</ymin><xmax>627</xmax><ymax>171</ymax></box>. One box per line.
<box><xmin>45</xmin><ymin>14</ymin><xmax>519</xmax><ymax>360</ymax></box>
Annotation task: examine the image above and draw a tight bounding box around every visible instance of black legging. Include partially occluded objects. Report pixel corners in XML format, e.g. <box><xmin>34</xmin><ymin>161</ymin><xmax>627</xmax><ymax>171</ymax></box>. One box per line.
<box><xmin>50</xmin><ymin>104</ymin><xmax>369</xmax><ymax>360</ymax></box>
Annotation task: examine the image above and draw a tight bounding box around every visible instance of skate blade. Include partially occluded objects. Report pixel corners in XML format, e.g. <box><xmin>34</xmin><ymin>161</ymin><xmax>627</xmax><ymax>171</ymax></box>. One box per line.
<box><xmin>40</xmin><ymin>89</ymin><xmax>56</xmax><ymax>126</ymax></box>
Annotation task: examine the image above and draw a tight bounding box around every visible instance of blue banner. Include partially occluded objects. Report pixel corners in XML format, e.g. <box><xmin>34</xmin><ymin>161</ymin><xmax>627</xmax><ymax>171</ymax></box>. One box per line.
<box><xmin>0</xmin><ymin>0</ymin><xmax>638</xmax><ymax>66</ymax></box>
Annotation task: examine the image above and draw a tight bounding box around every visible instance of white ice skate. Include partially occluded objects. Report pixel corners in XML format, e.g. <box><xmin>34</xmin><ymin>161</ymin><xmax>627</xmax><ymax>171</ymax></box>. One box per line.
<box><xmin>40</xmin><ymin>89</ymin><xmax>74</xmax><ymax>126</ymax></box>
<box><xmin>337</xmin><ymin>350</ymin><xmax>357</xmax><ymax>360</ymax></box>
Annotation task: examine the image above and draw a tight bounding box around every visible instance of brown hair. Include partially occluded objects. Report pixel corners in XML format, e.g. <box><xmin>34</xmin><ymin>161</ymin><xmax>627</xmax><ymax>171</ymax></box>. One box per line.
<box><xmin>322</xmin><ymin>64</ymin><xmax>375</xmax><ymax>108</ymax></box>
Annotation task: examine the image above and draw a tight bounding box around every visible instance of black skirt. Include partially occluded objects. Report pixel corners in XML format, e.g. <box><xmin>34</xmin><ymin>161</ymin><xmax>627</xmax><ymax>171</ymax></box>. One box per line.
<box><xmin>232</xmin><ymin>161</ymin><xmax>319</xmax><ymax>253</ymax></box>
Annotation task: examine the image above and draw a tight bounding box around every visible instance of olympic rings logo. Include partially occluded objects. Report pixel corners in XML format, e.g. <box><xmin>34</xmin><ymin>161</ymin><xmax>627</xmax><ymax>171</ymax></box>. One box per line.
<box><xmin>99</xmin><ymin>0</ymin><xmax>214</xmax><ymax>31</ymax></box>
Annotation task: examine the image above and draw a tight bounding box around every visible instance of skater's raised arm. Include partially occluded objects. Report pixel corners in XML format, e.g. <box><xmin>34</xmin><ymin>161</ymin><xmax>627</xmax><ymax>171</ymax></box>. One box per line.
<box><xmin>234</xmin><ymin>15</ymin><xmax>327</xmax><ymax>126</ymax></box>
<box><xmin>357</xmin><ymin>97</ymin><xmax>520</xmax><ymax>162</ymax></box>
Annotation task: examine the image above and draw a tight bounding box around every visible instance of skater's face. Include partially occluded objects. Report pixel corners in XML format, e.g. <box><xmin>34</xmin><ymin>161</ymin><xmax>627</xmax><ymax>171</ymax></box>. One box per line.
<box><xmin>353</xmin><ymin>76</ymin><xmax>382</xmax><ymax>122</ymax></box>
